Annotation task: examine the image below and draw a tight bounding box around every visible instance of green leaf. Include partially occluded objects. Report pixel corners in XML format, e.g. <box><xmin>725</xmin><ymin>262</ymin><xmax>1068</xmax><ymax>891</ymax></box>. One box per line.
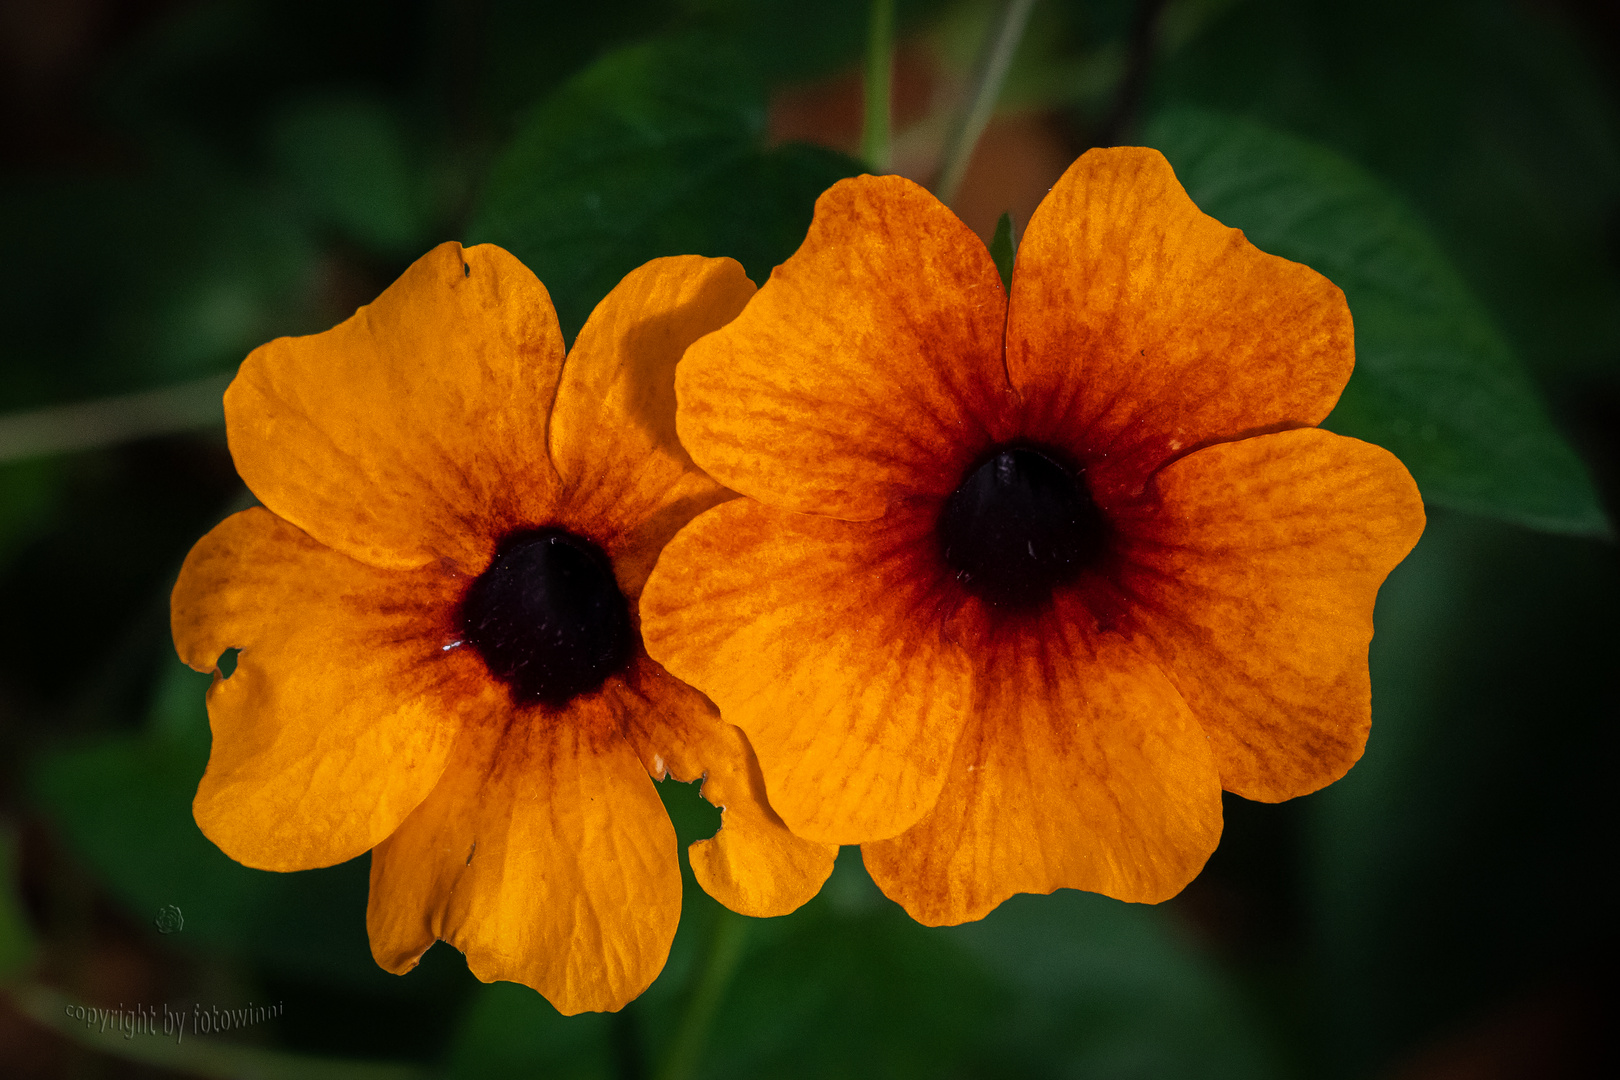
<box><xmin>470</xmin><ymin>39</ymin><xmax>864</xmax><ymax>342</ymax></box>
<box><xmin>0</xmin><ymin>169</ymin><xmax>320</xmax><ymax>402</ymax></box>
<box><xmin>268</xmin><ymin>95</ymin><xmax>430</xmax><ymax>256</ymax></box>
<box><xmin>1144</xmin><ymin>108</ymin><xmax>1610</xmax><ymax>537</ymax></box>
<box><xmin>697</xmin><ymin>870</ymin><xmax>1000</xmax><ymax>1080</ymax></box>
<box><xmin>0</xmin><ymin>824</ymin><xmax>36</xmax><ymax>981</ymax></box>
<box><xmin>438</xmin><ymin>852</ymin><xmax>1281</xmax><ymax>1078</ymax></box>
<box><xmin>947</xmin><ymin>890</ymin><xmax>1286</xmax><ymax>1080</ymax></box>
<box><xmin>989</xmin><ymin>211</ymin><xmax>1016</xmax><ymax>291</ymax></box>
<box><xmin>0</xmin><ymin>459</ymin><xmax>62</xmax><ymax>569</ymax></box>
<box><xmin>31</xmin><ymin>729</ymin><xmax>263</xmax><ymax>948</ymax></box>
<box><xmin>444</xmin><ymin>983</ymin><xmax>615</xmax><ymax>1080</ymax></box>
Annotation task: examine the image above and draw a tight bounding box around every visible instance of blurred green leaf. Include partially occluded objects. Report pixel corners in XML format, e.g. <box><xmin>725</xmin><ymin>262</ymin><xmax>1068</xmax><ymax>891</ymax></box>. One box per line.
<box><xmin>684</xmin><ymin>0</ymin><xmax>884</xmax><ymax>87</ymax></box>
<box><xmin>1304</xmin><ymin>509</ymin><xmax>1619</xmax><ymax>1074</ymax></box>
<box><xmin>0</xmin><ymin>459</ymin><xmax>62</xmax><ymax>568</ymax></box>
<box><xmin>269</xmin><ymin>95</ymin><xmax>431</xmax><ymax>256</ymax></box>
<box><xmin>29</xmin><ymin>661</ymin><xmax>431</xmax><ymax>993</ymax></box>
<box><xmin>444</xmin><ymin>849</ymin><xmax>1283</xmax><ymax>1079</ymax></box>
<box><xmin>471</xmin><ymin>38</ymin><xmax>864</xmax><ymax>341</ymax></box>
<box><xmin>0</xmin><ymin>824</ymin><xmax>36</xmax><ymax>981</ymax></box>
<box><xmin>1154</xmin><ymin>0</ymin><xmax>1620</xmax><ymax>387</ymax></box>
<box><xmin>947</xmin><ymin>890</ymin><xmax>1286</xmax><ymax>1079</ymax></box>
<box><xmin>698</xmin><ymin>870</ymin><xmax>1000</xmax><ymax>1080</ymax></box>
<box><xmin>107</xmin><ymin>176</ymin><xmax>323</xmax><ymax>383</ymax></box>
<box><xmin>31</xmin><ymin>727</ymin><xmax>262</xmax><ymax>946</ymax></box>
<box><xmin>1145</xmin><ymin>108</ymin><xmax>1609</xmax><ymax>537</ymax></box>
<box><xmin>0</xmin><ymin>171</ymin><xmax>319</xmax><ymax>406</ymax></box>
<box><xmin>444</xmin><ymin>982</ymin><xmax>615</xmax><ymax>1080</ymax></box>
<box><xmin>700</xmin><ymin>854</ymin><xmax>1284</xmax><ymax>1078</ymax></box>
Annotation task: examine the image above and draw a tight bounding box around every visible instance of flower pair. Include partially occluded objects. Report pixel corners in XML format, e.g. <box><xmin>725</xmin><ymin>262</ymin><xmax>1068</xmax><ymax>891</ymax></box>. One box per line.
<box><xmin>172</xmin><ymin>147</ymin><xmax>1424</xmax><ymax>1014</ymax></box>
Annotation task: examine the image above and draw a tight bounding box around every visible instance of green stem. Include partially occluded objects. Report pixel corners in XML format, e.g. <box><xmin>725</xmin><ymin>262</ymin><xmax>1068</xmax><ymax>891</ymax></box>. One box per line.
<box><xmin>0</xmin><ymin>372</ymin><xmax>232</xmax><ymax>463</ymax></box>
<box><xmin>933</xmin><ymin>0</ymin><xmax>1039</xmax><ymax>207</ymax></box>
<box><xmin>861</xmin><ymin>0</ymin><xmax>896</xmax><ymax>172</ymax></box>
<box><xmin>655</xmin><ymin>909</ymin><xmax>748</xmax><ymax>1080</ymax></box>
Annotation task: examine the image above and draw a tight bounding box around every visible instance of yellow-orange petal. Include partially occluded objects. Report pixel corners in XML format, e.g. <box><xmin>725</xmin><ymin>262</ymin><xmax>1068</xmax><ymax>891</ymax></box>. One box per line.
<box><xmin>862</xmin><ymin>612</ymin><xmax>1223</xmax><ymax>926</ymax></box>
<box><xmin>686</xmin><ymin>727</ymin><xmax>839</xmax><ymax>917</ymax></box>
<box><xmin>1115</xmin><ymin>428</ymin><xmax>1425</xmax><ymax>801</ymax></box>
<box><xmin>549</xmin><ymin>256</ymin><xmax>752</xmax><ymax>599</ymax></box>
<box><xmin>676</xmin><ymin>174</ymin><xmax>1015</xmax><ymax>520</ymax></box>
<box><xmin>366</xmin><ymin>698</ymin><xmax>680</xmax><ymax>1015</ymax></box>
<box><xmin>612</xmin><ymin>659</ymin><xmax>836</xmax><ymax>917</ymax></box>
<box><xmin>226</xmin><ymin>242</ymin><xmax>567</xmax><ymax>573</ymax></box>
<box><xmin>1007</xmin><ymin>147</ymin><xmax>1355</xmax><ymax>505</ymax></box>
<box><xmin>171</xmin><ymin>507</ymin><xmax>480</xmax><ymax>871</ymax></box>
<box><xmin>640</xmin><ymin>497</ymin><xmax>973</xmax><ymax>845</ymax></box>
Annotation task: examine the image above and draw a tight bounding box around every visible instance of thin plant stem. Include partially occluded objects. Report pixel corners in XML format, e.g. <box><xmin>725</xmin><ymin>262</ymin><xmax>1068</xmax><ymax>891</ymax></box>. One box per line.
<box><xmin>933</xmin><ymin>0</ymin><xmax>1039</xmax><ymax>207</ymax></box>
<box><xmin>612</xmin><ymin>1006</ymin><xmax>647</xmax><ymax>1080</ymax></box>
<box><xmin>861</xmin><ymin>0</ymin><xmax>896</xmax><ymax>172</ymax></box>
<box><xmin>0</xmin><ymin>372</ymin><xmax>233</xmax><ymax>463</ymax></box>
<box><xmin>655</xmin><ymin>908</ymin><xmax>749</xmax><ymax>1080</ymax></box>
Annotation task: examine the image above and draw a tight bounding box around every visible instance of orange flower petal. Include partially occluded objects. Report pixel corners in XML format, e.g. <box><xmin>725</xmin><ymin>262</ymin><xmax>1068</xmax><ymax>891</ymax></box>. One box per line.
<box><xmin>1007</xmin><ymin>147</ymin><xmax>1355</xmax><ymax>504</ymax></box>
<box><xmin>170</xmin><ymin>508</ymin><xmax>478</xmax><ymax>871</ymax></box>
<box><xmin>612</xmin><ymin>660</ymin><xmax>837</xmax><ymax>917</ymax></box>
<box><xmin>676</xmin><ymin>175</ymin><xmax>1015</xmax><ymax>520</ymax></box>
<box><xmin>366</xmin><ymin>699</ymin><xmax>680</xmax><ymax>1015</ymax></box>
<box><xmin>549</xmin><ymin>256</ymin><xmax>752</xmax><ymax>598</ymax></box>
<box><xmin>1115</xmin><ymin>428</ymin><xmax>1426</xmax><ymax>801</ymax></box>
<box><xmin>685</xmin><ymin>727</ymin><xmax>839</xmax><ymax>917</ymax></box>
<box><xmin>863</xmin><ymin>618</ymin><xmax>1223</xmax><ymax>926</ymax></box>
<box><xmin>225</xmin><ymin>242</ymin><xmax>567</xmax><ymax>572</ymax></box>
<box><xmin>640</xmin><ymin>497</ymin><xmax>973</xmax><ymax>845</ymax></box>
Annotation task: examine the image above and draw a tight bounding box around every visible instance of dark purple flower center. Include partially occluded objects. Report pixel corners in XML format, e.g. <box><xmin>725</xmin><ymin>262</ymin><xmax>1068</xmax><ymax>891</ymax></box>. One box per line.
<box><xmin>937</xmin><ymin>445</ymin><xmax>1107</xmax><ymax>610</ymax></box>
<box><xmin>461</xmin><ymin>528</ymin><xmax>632</xmax><ymax>707</ymax></box>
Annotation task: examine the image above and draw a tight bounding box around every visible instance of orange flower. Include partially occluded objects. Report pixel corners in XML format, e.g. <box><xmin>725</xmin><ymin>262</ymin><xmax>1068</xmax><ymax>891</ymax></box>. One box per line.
<box><xmin>639</xmin><ymin>148</ymin><xmax>1426</xmax><ymax>926</ymax></box>
<box><xmin>170</xmin><ymin>243</ymin><xmax>835</xmax><ymax>1012</ymax></box>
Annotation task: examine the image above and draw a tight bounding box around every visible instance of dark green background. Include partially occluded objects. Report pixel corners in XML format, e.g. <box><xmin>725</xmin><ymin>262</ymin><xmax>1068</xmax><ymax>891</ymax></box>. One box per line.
<box><xmin>1</xmin><ymin>1</ymin><xmax>1614</xmax><ymax>1077</ymax></box>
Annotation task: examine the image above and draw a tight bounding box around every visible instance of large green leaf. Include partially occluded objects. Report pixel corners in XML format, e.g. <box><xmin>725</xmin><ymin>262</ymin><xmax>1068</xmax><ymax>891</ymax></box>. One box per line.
<box><xmin>696</xmin><ymin>863</ymin><xmax>1001</xmax><ymax>1080</ymax></box>
<box><xmin>442</xmin><ymin>850</ymin><xmax>1283</xmax><ymax>1079</ymax></box>
<box><xmin>470</xmin><ymin>39</ymin><xmax>863</xmax><ymax>342</ymax></box>
<box><xmin>1145</xmin><ymin>108</ymin><xmax>1609</xmax><ymax>537</ymax></box>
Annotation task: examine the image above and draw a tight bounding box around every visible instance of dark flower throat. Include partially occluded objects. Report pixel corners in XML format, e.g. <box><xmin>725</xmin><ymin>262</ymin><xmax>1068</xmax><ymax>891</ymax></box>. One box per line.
<box><xmin>462</xmin><ymin>528</ymin><xmax>633</xmax><ymax>707</ymax></box>
<box><xmin>938</xmin><ymin>446</ymin><xmax>1107</xmax><ymax>609</ymax></box>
